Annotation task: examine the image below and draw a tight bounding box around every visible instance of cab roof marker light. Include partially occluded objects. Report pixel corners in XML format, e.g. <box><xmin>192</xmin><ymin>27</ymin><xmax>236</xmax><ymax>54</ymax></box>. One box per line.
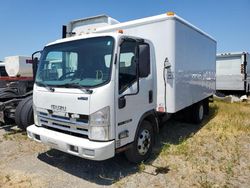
<box><xmin>167</xmin><ymin>12</ymin><xmax>175</xmax><ymax>16</ymax></box>
<box><xmin>118</xmin><ymin>30</ymin><xmax>124</xmax><ymax>34</ymax></box>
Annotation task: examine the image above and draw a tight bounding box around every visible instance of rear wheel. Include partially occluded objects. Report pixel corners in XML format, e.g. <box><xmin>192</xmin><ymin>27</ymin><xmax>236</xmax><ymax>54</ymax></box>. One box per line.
<box><xmin>125</xmin><ymin>120</ymin><xmax>154</xmax><ymax>163</ymax></box>
<box><xmin>192</xmin><ymin>102</ymin><xmax>204</xmax><ymax>124</ymax></box>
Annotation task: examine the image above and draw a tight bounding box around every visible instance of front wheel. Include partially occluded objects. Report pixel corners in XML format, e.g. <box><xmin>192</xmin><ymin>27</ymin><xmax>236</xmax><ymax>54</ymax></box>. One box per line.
<box><xmin>125</xmin><ymin>120</ymin><xmax>154</xmax><ymax>163</ymax></box>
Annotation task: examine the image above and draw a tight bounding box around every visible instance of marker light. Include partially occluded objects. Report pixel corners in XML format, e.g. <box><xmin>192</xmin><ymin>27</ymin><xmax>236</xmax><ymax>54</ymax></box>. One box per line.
<box><xmin>167</xmin><ymin>12</ymin><xmax>175</xmax><ymax>16</ymax></box>
<box><xmin>158</xmin><ymin>106</ymin><xmax>165</xmax><ymax>112</ymax></box>
<box><xmin>118</xmin><ymin>30</ymin><xmax>124</xmax><ymax>34</ymax></box>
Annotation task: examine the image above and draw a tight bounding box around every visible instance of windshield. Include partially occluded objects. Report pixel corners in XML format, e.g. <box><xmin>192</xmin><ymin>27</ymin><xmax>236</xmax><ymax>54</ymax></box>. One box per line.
<box><xmin>36</xmin><ymin>36</ymin><xmax>114</xmax><ymax>88</ymax></box>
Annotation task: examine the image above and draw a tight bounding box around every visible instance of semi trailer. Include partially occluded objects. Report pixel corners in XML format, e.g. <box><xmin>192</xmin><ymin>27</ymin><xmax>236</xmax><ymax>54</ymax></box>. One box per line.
<box><xmin>27</xmin><ymin>12</ymin><xmax>216</xmax><ymax>163</ymax></box>
<box><xmin>0</xmin><ymin>54</ymin><xmax>39</xmax><ymax>128</ymax></box>
<box><xmin>216</xmin><ymin>52</ymin><xmax>249</xmax><ymax>95</ymax></box>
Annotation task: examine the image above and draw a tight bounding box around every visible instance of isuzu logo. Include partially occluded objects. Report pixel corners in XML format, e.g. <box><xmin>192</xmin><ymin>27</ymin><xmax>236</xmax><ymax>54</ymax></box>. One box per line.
<box><xmin>51</xmin><ymin>105</ymin><xmax>67</xmax><ymax>112</ymax></box>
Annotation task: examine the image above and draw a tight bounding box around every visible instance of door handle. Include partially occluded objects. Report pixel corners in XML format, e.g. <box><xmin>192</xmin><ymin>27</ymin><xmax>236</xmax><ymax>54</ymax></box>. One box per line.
<box><xmin>149</xmin><ymin>90</ymin><xmax>153</xmax><ymax>103</ymax></box>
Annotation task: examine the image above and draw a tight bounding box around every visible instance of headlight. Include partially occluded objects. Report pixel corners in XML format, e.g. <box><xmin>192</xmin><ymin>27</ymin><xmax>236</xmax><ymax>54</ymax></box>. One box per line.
<box><xmin>89</xmin><ymin>106</ymin><xmax>110</xmax><ymax>141</ymax></box>
<box><xmin>33</xmin><ymin>105</ymin><xmax>39</xmax><ymax>126</ymax></box>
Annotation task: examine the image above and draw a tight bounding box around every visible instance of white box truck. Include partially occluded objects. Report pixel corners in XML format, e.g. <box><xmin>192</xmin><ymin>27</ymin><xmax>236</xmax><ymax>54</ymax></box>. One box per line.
<box><xmin>27</xmin><ymin>13</ymin><xmax>216</xmax><ymax>163</ymax></box>
<box><xmin>216</xmin><ymin>52</ymin><xmax>249</xmax><ymax>94</ymax></box>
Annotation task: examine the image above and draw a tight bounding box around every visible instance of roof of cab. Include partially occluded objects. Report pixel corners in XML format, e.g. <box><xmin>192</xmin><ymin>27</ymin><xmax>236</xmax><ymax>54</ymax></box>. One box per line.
<box><xmin>45</xmin><ymin>32</ymin><xmax>121</xmax><ymax>47</ymax></box>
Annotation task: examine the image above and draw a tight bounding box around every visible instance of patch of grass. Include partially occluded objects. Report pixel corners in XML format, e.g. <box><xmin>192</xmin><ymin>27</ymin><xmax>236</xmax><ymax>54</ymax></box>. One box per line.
<box><xmin>171</xmin><ymin>137</ymin><xmax>190</xmax><ymax>157</ymax></box>
<box><xmin>198</xmin><ymin>176</ymin><xmax>214</xmax><ymax>188</ymax></box>
<box><xmin>225</xmin><ymin>161</ymin><xmax>234</xmax><ymax>178</ymax></box>
<box><xmin>173</xmin><ymin>141</ymin><xmax>189</xmax><ymax>156</ymax></box>
<box><xmin>158</xmin><ymin>100</ymin><xmax>250</xmax><ymax>187</ymax></box>
<box><xmin>161</xmin><ymin>142</ymin><xmax>171</xmax><ymax>154</ymax></box>
<box><xmin>3</xmin><ymin>129</ymin><xmax>27</xmax><ymax>141</ymax></box>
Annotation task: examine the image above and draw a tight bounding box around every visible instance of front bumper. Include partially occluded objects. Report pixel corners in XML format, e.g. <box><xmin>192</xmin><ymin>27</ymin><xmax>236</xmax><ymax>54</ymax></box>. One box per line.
<box><xmin>27</xmin><ymin>124</ymin><xmax>115</xmax><ymax>161</ymax></box>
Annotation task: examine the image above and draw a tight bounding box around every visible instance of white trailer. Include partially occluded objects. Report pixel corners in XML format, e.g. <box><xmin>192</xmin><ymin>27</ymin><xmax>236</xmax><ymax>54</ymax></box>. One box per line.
<box><xmin>27</xmin><ymin>12</ymin><xmax>216</xmax><ymax>163</ymax></box>
<box><xmin>216</xmin><ymin>52</ymin><xmax>250</xmax><ymax>94</ymax></box>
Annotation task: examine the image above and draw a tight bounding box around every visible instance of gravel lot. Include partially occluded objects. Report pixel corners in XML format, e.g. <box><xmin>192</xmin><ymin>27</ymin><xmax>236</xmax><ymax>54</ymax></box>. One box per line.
<box><xmin>0</xmin><ymin>101</ymin><xmax>250</xmax><ymax>188</ymax></box>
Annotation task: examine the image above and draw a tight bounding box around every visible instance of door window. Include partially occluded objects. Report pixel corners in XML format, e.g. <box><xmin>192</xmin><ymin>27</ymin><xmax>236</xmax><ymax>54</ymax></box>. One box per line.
<box><xmin>119</xmin><ymin>41</ymin><xmax>137</xmax><ymax>94</ymax></box>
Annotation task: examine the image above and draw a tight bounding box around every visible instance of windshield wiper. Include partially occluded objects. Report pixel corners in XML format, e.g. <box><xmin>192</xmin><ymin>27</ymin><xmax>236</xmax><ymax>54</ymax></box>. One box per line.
<box><xmin>36</xmin><ymin>82</ymin><xmax>55</xmax><ymax>92</ymax></box>
<box><xmin>59</xmin><ymin>83</ymin><xmax>93</xmax><ymax>94</ymax></box>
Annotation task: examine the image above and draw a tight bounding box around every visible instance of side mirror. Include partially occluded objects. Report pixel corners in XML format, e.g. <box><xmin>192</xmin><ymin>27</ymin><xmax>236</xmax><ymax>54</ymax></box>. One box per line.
<box><xmin>31</xmin><ymin>50</ymin><xmax>42</xmax><ymax>79</ymax></box>
<box><xmin>138</xmin><ymin>44</ymin><xmax>150</xmax><ymax>77</ymax></box>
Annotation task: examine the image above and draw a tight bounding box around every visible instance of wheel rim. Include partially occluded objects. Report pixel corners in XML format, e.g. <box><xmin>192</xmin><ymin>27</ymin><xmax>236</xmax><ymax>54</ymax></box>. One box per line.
<box><xmin>199</xmin><ymin>104</ymin><xmax>204</xmax><ymax>121</ymax></box>
<box><xmin>137</xmin><ymin>129</ymin><xmax>151</xmax><ymax>155</ymax></box>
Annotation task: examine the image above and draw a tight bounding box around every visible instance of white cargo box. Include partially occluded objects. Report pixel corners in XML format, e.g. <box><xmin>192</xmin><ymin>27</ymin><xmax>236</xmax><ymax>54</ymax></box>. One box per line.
<box><xmin>66</xmin><ymin>15</ymin><xmax>119</xmax><ymax>37</ymax></box>
<box><xmin>96</xmin><ymin>14</ymin><xmax>216</xmax><ymax>113</ymax></box>
<box><xmin>4</xmin><ymin>56</ymin><xmax>32</xmax><ymax>77</ymax></box>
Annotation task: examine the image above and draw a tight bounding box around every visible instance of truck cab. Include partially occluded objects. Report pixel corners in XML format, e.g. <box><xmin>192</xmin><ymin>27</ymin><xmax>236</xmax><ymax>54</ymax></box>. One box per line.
<box><xmin>27</xmin><ymin>33</ymin><xmax>157</xmax><ymax>163</ymax></box>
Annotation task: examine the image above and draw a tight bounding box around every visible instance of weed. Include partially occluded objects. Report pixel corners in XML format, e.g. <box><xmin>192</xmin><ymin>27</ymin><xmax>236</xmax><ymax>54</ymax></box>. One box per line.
<box><xmin>198</xmin><ymin>175</ymin><xmax>214</xmax><ymax>188</ymax></box>
<box><xmin>5</xmin><ymin>174</ymin><xmax>11</xmax><ymax>182</ymax></box>
<box><xmin>162</xmin><ymin>142</ymin><xmax>171</xmax><ymax>154</ymax></box>
<box><xmin>138</xmin><ymin>162</ymin><xmax>146</xmax><ymax>172</ymax></box>
<box><xmin>3</xmin><ymin>129</ymin><xmax>26</xmax><ymax>141</ymax></box>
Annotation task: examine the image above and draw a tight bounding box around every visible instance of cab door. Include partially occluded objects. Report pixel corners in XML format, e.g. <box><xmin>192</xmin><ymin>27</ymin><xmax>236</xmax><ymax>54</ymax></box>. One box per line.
<box><xmin>115</xmin><ymin>39</ymin><xmax>154</xmax><ymax>148</ymax></box>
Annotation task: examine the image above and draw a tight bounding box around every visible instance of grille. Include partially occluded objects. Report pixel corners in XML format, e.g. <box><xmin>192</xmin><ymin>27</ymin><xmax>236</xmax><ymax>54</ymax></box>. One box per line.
<box><xmin>38</xmin><ymin>112</ymin><xmax>89</xmax><ymax>137</ymax></box>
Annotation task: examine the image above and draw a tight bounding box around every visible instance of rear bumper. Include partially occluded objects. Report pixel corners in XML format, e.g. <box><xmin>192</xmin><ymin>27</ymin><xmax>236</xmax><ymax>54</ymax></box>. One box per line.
<box><xmin>27</xmin><ymin>124</ymin><xmax>115</xmax><ymax>161</ymax></box>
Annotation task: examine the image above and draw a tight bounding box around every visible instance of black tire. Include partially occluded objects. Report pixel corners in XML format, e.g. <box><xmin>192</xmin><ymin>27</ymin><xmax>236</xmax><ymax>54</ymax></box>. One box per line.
<box><xmin>15</xmin><ymin>96</ymin><xmax>33</xmax><ymax>130</ymax></box>
<box><xmin>192</xmin><ymin>102</ymin><xmax>204</xmax><ymax>124</ymax></box>
<box><xmin>20</xmin><ymin>97</ymin><xmax>34</xmax><ymax>129</ymax></box>
<box><xmin>125</xmin><ymin>120</ymin><xmax>154</xmax><ymax>163</ymax></box>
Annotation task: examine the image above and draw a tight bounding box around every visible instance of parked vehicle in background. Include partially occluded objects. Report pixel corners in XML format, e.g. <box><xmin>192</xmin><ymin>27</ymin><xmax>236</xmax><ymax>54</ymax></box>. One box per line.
<box><xmin>0</xmin><ymin>54</ymin><xmax>39</xmax><ymax>128</ymax></box>
<box><xmin>27</xmin><ymin>12</ymin><xmax>216</xmax><ymax>163</ymax></box>
<box><xmin>0</xmin><ymin>62</ymin><xmax>8</xmax><ymax>77</ymax></box>
<box><xmin>216</xmin><ymin>52</ymin><xmax>249</xmax><ymax>95</ymax></box>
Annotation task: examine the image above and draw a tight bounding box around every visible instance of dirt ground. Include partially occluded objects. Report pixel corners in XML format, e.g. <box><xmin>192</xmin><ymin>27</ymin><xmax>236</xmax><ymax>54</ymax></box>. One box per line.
<box><xmin>0</xmin><ymin>100</ymin><xmax>250</xmax><ymax>188</ymax></box>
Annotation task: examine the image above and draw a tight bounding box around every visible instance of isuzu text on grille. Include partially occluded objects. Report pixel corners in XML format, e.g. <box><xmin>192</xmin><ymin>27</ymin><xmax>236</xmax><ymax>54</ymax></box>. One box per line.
<box><xmin>51</xmin><ymin>105</ymin><xmax>67</xmax><ymax>112</ymax></box>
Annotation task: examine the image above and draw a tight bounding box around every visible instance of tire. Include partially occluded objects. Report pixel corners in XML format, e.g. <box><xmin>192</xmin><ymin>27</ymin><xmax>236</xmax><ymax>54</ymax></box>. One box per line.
<box><xmin>15</xmin><ymin>96</ymin><xmax>33</xmax><ymax>130</ymax></box>
<box><xmin>125</xmin><ymin>120</ymin><xmax>154</xmax><ymax>163</ymax></box>
<box><xmin>20</xmin><ymin>97</ymin><xmax>34</xmax><ymax>129</ymax></box>
<box><xmin>192</xmin><ymin>102</ymin><xmax>204</xmax><ymax>124</ymax></box>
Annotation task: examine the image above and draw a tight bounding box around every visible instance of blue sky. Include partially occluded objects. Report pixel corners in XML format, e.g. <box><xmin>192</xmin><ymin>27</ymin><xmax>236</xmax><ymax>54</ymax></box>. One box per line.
<box><xmin>0</xmin><ymin>0</ymin><xmax>249</xmax><ymax>60</ymax></box>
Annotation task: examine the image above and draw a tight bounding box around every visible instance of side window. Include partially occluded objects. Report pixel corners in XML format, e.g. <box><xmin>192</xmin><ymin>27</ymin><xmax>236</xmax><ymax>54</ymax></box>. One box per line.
<box><xmin>119</xmin><ymin>41</ymin><xmax>137</xmax><ymax>94</ymax></box>
<box><xmin>67</xmin><ymin>52</ymin><xmax>78</xmax><ymax>73</ymax></box>
<box><xmin>43</xmin><ymin>51</ymin><xmax>78</xmax><ymax>80</ymax></box>
<box><xmin>138</xmin><ymin>43</ymin><xmax>150</xmax><ymax>78</ymax></box>
<box><xmin>44</xmin><ymin>51</ymin><xmax>63</xmax><ymax>80</ymax></box>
